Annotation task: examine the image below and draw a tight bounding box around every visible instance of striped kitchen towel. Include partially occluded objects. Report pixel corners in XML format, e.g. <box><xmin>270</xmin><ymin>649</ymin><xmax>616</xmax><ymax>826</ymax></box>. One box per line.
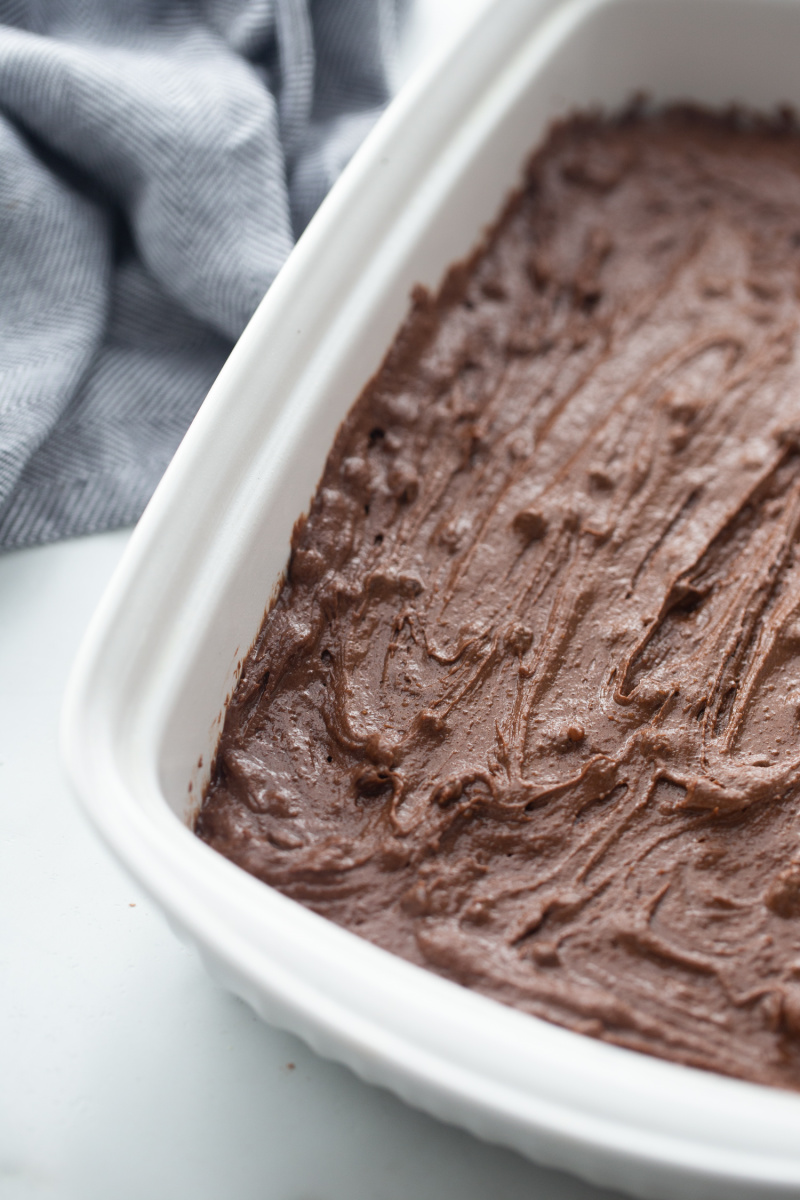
<box><xmin>0</xmin><ymin>0</ymin><xmax>400</xmax><ymax>549</ymax></box>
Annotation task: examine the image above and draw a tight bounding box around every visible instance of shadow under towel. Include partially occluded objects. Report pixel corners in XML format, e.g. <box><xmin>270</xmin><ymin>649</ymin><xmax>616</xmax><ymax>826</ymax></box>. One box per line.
<box><xmin>0</xmin><ymin>0</ymin><xmax>400</xmax><ymax>549</ymax></box>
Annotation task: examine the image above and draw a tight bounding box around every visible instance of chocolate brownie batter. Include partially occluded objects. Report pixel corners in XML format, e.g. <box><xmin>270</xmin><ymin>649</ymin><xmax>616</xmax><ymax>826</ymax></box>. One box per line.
<box><xmin>198</xmin><ymin>108</ymin><xmax>800</xmax><ymax>1090</ymax></box>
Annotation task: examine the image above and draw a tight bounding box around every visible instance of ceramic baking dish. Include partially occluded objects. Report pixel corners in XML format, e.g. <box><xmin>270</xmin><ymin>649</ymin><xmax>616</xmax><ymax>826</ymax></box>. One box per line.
<box><xmin>62</xmin><ymin>0</ymin><xmax>800</xmax><ymax>1195</ymax></box>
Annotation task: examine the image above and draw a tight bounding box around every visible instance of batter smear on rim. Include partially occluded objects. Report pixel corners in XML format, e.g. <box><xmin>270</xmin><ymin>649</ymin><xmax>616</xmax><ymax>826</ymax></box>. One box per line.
<box><xmin>197</xmin><ymin>108</ymin><xmax>800</xmax><ymax>1090</ymax></box>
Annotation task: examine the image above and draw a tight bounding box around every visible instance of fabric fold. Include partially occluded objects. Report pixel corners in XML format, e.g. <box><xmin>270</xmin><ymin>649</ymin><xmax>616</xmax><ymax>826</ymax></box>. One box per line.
<box><xmin>0</xmin><ymin>0</ymin><xmax>399</xmax><ymax>549</ymax></box>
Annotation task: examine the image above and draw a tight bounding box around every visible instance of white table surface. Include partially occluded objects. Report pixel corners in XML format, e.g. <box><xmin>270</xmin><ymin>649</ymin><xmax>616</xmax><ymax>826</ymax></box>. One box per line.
<box><xmin>0</xmin><ymin>5</ymin><xmax>625</xmax><ymax>1197</ymax></box>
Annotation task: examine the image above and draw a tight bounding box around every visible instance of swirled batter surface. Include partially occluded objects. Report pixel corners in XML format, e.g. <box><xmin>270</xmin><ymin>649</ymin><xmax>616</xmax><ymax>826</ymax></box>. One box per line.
<box><xmin>198</xmin><ymin>109</ymin><xmax>800</xmax><ymax>1089</ymax></box>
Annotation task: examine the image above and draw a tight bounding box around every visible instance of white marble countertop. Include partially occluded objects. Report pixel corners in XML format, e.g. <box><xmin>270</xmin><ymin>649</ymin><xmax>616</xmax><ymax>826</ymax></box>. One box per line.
<box><xmin>0</xmin><ymin>4</ymin><xmax>623</xmax><ymax>1196</ymax></box>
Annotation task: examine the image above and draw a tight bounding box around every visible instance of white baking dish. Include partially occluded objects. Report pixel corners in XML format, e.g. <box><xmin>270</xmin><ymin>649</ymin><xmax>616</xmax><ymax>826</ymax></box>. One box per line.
<box><xmin>62</xmin><ymin>0</ymin><xmax>800</xmax><ymax>1195</ymax></box>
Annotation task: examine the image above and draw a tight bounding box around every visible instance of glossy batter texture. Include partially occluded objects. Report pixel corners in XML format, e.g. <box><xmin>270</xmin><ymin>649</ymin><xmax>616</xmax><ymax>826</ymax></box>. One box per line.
<box><xmin>198</xmin><ymin>109</ymin><xmax>800</xmax><ymax>1089</ymax></box>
